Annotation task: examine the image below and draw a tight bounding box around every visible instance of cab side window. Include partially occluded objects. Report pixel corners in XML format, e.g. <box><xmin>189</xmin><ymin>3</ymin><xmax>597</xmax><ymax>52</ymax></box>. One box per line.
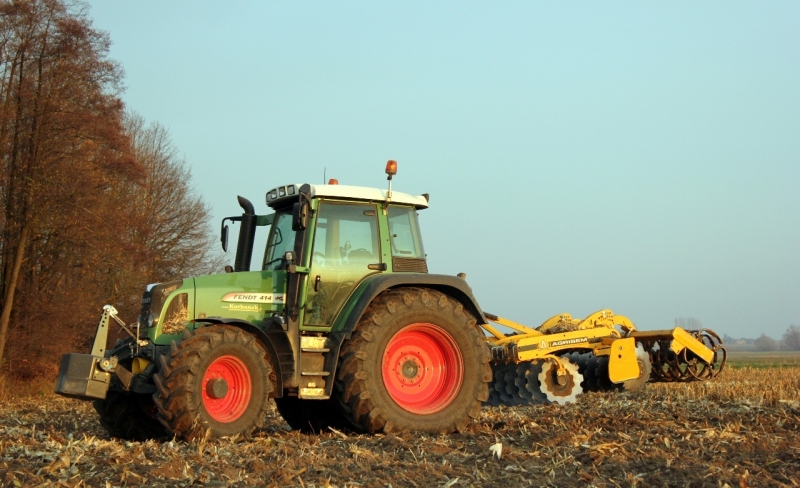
<box><xmin>387</xmin><ymin>205</ymin><xmax>424</xmax><ymax>259</ymax></box>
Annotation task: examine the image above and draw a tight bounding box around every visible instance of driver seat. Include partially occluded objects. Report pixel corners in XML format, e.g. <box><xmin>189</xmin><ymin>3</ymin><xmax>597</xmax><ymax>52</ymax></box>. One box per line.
<box><xmin>347</xmin><ymin>249</ymin><xmax>373</xmax><ymax>262</ymax></box>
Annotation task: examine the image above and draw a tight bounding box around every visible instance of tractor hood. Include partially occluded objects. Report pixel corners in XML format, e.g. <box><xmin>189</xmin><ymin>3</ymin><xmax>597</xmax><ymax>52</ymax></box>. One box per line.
<box><xmin>145</xmin><ymin>270</ymin><xmax>288</xmax><ymax>344</ymax></box>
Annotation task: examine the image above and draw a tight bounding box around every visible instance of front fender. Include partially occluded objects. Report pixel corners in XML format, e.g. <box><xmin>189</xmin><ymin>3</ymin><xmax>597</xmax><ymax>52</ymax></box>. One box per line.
<box><xmin>191</xmin><ymin>318</ymin><xmax>293</xmax><ymax>396</ymax></box>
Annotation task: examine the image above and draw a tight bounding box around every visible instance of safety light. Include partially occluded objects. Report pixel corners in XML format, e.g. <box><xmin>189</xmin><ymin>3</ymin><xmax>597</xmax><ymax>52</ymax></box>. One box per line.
<box><xmin>328</xmin><ymin>179</ymin><xmax>339</xmax><ymax>185</ymax></box>
<box><xmin>385</xmin><ymin>160</ymin><xmax>397</xmax><ymax>176</ymax></box>
<box><xmin>385</xmin><ymin>159</ymin><xmax>397</xmax><ymax>202</ymax></box>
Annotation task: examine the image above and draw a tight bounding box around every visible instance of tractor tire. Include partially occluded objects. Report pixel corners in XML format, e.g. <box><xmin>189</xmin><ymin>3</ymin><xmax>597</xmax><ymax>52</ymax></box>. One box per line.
<box><xmin>93</xmin><ymin>391</ymin><xmax>168</xmax><ymax>441</ymax></box>
<box><xmin>335</xmin><ymin>287</ymin><xmax>492</xmax><ymax>434</ymax></box>
<box><xmin>275</xmin><ymin>396</ymin><xmax>350</xmax><ymax>434</ymax></box>
<box><xmin>152</xmin><ymin>325</ymin><xmax>274</xmax><ymax>440</ymax></box>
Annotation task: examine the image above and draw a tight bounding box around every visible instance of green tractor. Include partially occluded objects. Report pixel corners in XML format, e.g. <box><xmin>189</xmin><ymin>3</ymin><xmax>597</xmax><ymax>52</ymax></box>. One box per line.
<box><xmin>56</xmin><ymin>161</ymin><xmax>493</xmax><ymax>440</ymax></box>
<box><xmin>55</xmin><ymin>161</ymin><xmax>725</xmax><ymax>440</ymax></box>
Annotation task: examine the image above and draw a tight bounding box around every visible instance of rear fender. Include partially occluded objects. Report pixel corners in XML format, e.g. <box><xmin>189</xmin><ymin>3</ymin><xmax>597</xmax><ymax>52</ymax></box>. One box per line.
<box><xmin>332</xmin><ymin>273</ymin><xmax>488</xmax><ymax>334</ymax></box>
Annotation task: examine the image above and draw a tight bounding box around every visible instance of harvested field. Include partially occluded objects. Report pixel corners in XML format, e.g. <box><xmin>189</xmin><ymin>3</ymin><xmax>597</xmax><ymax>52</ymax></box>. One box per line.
<box><xmin>725</xmin><ymin>351</ymin><xmax>800</xmax><ymax>369</ymax></box>
<box><xmin>1</xmin><ymin>367</ymin><xmax>799</xmax><ymax>487</ymax></box>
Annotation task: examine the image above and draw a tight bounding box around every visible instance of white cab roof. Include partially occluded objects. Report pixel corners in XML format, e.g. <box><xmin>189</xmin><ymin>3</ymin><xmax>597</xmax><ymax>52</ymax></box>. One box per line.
<box><xmin>266</xmin><ymin>183</ymin><xmax>428</xmax><ymax>209</ymax></box>
<box><xmin>309</xmin><ymin>184</ymin><xmax>428</xmax><ymax>208</ymax></box>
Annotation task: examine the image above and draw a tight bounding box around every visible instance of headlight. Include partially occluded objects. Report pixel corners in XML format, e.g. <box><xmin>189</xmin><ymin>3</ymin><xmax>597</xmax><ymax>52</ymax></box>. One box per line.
<box><xmin>147</xmin><ymin>314</ymin><xmax>154</xmax><ymax>328</ymax></box>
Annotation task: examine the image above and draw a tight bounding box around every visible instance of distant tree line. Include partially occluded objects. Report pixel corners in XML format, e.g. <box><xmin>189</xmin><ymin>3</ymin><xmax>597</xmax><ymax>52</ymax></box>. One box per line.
<box><xmin>751</xmin><ymin>325</ymin><xmax>800</xmax><ymax>352</ymax></box>
<box><xmin>680</xmin><ymin>317</ymin><xmax>799</xmax><ymax>353</ymax></box>
<box><xmin>0</xmin><ymin>0</ymin><xmax>220</xmax><ymax>379</ymax></box>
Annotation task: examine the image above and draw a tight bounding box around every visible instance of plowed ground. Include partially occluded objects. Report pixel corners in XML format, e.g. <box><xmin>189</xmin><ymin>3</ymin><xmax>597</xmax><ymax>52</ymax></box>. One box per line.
<box><xmin>1</xmin><ymin>367</ymin><xmax>798</xmax><ymax>487</ymax></box>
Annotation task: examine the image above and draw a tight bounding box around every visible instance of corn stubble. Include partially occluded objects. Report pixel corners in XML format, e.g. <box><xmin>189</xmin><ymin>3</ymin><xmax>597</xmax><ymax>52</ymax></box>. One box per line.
<box><xmin>1</xmin><ymin>367</ymin><xmax>798</xmax><ymax>487</ymax></box>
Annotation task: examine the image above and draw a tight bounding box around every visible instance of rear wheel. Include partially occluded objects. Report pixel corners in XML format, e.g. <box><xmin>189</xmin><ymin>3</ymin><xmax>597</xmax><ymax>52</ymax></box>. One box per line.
<box><xmin>152</xmin><ymin>325</ymin><xmax>274</xmax><ymax>440</ymax></box>
<box><xmin>94</xmin><ymin>391</ymin><xmax>168</xmax><ymax>441</ymax></box>
<box><xmin>336</xmin><ymin>288</ymin><xmax>491</xmax><ymax>433</ymax></box>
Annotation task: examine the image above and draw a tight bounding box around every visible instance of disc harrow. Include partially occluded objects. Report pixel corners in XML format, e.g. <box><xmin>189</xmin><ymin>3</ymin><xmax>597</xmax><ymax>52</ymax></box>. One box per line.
<box><xmin>482</xmin><ymin>310</ymin><xmax>726</xmax><ymax>411</ymax></box>
<box><xmin>485</xmin><ymin>358</ymin><xmax>581</xmax><ymax>407</ymax></box>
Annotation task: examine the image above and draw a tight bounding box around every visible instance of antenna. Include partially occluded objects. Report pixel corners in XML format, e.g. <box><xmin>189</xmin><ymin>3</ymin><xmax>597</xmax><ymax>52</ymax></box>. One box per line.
<box><xmin>323</xmin><ymin>167</ymin><xmax>326</xmax><ymax>184</ymax></box>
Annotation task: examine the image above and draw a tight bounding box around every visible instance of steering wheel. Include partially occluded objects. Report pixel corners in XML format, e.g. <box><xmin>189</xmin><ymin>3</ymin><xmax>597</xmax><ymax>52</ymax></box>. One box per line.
<box><xmin>347</xmin><ymin>248</ymin><xmax>372</xmax><ymax>261</ymax></box>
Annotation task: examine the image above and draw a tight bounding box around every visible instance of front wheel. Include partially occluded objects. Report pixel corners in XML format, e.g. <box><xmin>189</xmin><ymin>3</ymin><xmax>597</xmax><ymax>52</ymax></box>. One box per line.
<box><xmin>152</xmin><ymin>325</ymin><xmax>274</xmax><ymax>440</ymax></box>
<box><xmin>336</xmin><ymin>288</ymin><xmax>492</xmax><ymax>433</ymax></box>
<box><xmin>94</xmin><ymin>391</ymin><xmax>168</xmax><ymax>441</ymax></box>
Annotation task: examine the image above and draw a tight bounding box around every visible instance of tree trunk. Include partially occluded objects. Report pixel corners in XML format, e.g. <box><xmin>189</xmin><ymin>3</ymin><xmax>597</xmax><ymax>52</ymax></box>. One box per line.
<box><xmin>0</xmin><ymin>220</ymin><xmax>29</xmax><ymax>367</ymax></box>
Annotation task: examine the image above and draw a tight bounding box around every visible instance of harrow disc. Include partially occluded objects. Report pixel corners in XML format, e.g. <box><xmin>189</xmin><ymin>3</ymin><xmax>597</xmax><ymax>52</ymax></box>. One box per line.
<box><xmin>580</xmin><ymin>354</ymin><xmax>615</xmax><ymax>392</ymax></box>
<box><xmin>620</xmin><ymin>343</ymin><xmax>652</xmax><ymax>392</ymax></box>
<box><xmin>513</xmin><ymin>363</ymin><xmax>537</xmax><ymax>404</ymax></box>
<box><xmin>485</xmin><ymin>363</ymin><xmax>506</xmax><ymax>407</ymax></box>
<box><xmin>537</xmin><ymin>357</ymin><xmax>583</xmax><ymax>404</ymax></box>
<box><xmin>521</xmin><ymin>361</ymin><xmax>548</xmax><ymax>404</ymax></box>
<box><xmin>501</xmin><ymin>363</ymin><xmax>526</xmax><ymax>406</ymax></box>
<box><xmin>486</xmin><ymin>361</ymin><xmax>550</xmax><ymax>407</ymax></box>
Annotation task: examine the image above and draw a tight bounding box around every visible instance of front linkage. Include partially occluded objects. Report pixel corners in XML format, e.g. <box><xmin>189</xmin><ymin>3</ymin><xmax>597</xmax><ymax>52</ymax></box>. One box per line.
<box><xmin>56</xmin><ymin>305</ymin><xmax>159</xmax><ymax>402</ymax></box>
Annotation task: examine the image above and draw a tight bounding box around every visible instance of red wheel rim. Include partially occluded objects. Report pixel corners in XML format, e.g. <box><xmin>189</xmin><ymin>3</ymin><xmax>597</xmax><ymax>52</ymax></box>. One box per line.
<box><xmin>202</xmin><ymin>355</ymin><xmax>252</xmax><ymax>423</ymax></box>
<box><xmin>382</xmin><ymin>323</ymin><xmax>464</xmax><ymax>414</ymax></box>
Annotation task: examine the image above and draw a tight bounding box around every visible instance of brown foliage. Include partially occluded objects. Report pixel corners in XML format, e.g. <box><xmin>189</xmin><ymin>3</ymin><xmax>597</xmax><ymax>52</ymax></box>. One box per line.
<box><xmin>0</xmin><ymin>0</ymin><xmax>220</xmax><ymax>379</ymax></box>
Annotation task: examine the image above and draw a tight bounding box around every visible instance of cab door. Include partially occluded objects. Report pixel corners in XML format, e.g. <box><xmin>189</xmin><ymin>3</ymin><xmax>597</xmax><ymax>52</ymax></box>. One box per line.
<box><xmin>303</xmin><ymin>201</ymin><xmax>382</xmax><ymax>327</ymax></box>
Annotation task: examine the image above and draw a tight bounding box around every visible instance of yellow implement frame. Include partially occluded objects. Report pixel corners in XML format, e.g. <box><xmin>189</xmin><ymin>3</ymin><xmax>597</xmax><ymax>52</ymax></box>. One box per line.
<box><xmin>482</xmin><ymin>310</ymin><xmax>642</xmax><ymax>383</ymax></box>
<box><xmin>483</xmin><ymin>310</ymin><xmax>638</xmax><ymax>359</ymax></box>
<box><xmin>481</xmin><ymin>309</ymin><xmax>721</xmax><ymax>385</ymax></box>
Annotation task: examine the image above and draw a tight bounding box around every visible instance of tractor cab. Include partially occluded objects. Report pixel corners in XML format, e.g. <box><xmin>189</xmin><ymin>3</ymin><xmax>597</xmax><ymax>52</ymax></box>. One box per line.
<box><xmin>267</xmin><ymin>182</ymin><xmax>428</xmax><ymax>329</ymax></box>
<box><xmin>219</xmin><ymin>162</ymin><xmax>430</xmax><ymax>332</ymax></box>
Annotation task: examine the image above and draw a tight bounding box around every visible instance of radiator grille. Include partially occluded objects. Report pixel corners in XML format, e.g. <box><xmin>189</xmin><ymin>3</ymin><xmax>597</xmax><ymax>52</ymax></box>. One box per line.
<box><xmin>392</xmin><ymin>257</ymin><xmax>428</xmax><ymax>273</ymax></box>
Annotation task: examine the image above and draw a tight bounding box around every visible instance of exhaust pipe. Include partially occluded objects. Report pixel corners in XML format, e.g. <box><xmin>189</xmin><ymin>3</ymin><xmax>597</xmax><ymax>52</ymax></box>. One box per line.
<box><xmin>234</xmin><ymin>195</ymin><xmax>257</xmax><ymax>272</ymax></box>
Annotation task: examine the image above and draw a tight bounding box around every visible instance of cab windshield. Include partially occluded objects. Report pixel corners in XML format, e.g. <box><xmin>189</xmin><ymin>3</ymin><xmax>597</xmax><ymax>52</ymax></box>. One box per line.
<box><xmin>263</xmin><ymin>210</ymin><xmax>296</xmax><ymax>270</ymax></box>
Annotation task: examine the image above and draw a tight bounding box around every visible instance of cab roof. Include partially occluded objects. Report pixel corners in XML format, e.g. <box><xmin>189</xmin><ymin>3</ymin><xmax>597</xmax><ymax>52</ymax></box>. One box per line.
<box><xmin>266</xmin><ymin>183</ymin><xmax>429</xmax><ymax>210</ymax></box>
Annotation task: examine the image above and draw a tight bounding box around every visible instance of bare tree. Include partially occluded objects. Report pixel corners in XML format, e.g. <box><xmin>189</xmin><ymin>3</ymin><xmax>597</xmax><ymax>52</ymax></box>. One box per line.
<box><xmin>754</xmin><ymin>333</ymin><xmax>779</xmax><ymax>352</ymax></box>
<box><xmin>782</xmin><ymin>325</ymin><xmax>800</xmax><ymax>351</ymax></box>
<box><xmin>674</xmin><ymin>317</ymin><xmax>703</xmax><ymax>329</ymax></box>
<box><xmin>121</xmin><ymin>112</ymin><xmax>225</xmax><ymax>286</ymax></box>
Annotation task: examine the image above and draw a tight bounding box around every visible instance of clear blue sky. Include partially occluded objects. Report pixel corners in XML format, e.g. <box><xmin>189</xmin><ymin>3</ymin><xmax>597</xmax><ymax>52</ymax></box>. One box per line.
<box><xmin>88</xmin><ymin>2</ymin><xmax>799</xmax><ymax>339</ymax></box>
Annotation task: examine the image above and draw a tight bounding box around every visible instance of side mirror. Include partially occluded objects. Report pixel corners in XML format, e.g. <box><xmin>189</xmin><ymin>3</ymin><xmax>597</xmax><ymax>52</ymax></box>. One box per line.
<box><xmin>221</xmin><ymin>222</ymin><xmax>230</xmax><ymax>252</ymax></box>
<box><xmin>292</xmin><ymin>201</ymin><xmax>309</xmax><ymax>231</ymax></box>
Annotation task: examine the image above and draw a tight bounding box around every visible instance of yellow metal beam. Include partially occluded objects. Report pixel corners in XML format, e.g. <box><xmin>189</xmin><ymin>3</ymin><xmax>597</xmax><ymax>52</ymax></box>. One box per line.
<box><xmin>481</xmin><ymin>322</ymin><xmax>507</xmax><ymax>340</ymax></box>
<box><xmin>484</xmin><ymin>315</ymin><xmax>540</xmax><ymax>336</ymax></box>
<box><xmin>502</xmin><ymin>327</ymin><xmax>621</xmax><ymax>361</ymax></box>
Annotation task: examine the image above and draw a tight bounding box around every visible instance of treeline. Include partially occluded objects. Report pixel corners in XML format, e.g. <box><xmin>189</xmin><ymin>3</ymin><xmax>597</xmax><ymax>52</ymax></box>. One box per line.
<box><xmin>752</xmin><ymin>325</ymin><xmax>800</xmax><ymax>352</ymax></box>
<box><xmin>723</xmin><ymin>325</ymin><xmax>800</xmax><ymax>352</ymax></box>
<box><xmin>0</xmin><ymin>0</ymin><xmax>220</xmax><ymax>380</ymax></box>
<box><xmin>678</xmin><ymin>317</ymin><xmax>800</xmax><ymax>353</ymax></box>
